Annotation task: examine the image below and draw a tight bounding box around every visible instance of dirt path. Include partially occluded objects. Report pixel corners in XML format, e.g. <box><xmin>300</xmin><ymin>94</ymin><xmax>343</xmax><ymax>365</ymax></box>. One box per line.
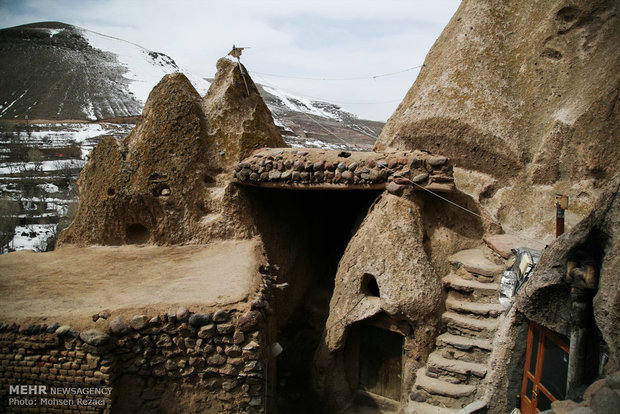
<box><xmin>0</xmin><ymin>239</ymin><xmax>263</xmax><ymax>330</ymax></box>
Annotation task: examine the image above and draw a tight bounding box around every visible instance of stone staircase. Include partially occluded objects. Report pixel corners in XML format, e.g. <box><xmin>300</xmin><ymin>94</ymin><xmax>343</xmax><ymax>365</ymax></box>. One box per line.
<box><xmin>409</xmin><ymin>242</ymin><xmax>509</xmax><ymax>413</ymax></box>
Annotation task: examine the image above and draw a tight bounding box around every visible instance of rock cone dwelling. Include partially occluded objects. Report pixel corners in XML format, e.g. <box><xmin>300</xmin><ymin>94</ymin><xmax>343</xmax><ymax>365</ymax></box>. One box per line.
<box><xmin>0</xmin><ymin>1</ymin><xmax>619</xmax><ymax>414</ymax></box>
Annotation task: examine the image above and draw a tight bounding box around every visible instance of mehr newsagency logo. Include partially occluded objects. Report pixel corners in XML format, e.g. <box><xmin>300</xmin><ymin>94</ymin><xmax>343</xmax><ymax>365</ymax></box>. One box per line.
<box><xmin>7</xmin><ymin>384</ymin><xmax>112</xmax><ymax>408</ymax></box>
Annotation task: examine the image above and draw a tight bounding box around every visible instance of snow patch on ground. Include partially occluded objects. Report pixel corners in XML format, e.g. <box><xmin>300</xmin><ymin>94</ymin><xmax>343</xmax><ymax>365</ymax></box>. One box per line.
<box><xmin>37</xmin><ymin>183</ymin><xmax>59</xmax><ymax>193</ymax></box>
<box><xmin>9</xmin><ymin>224</ymin><xmax>56</xmax><ymax>252</ymax></box>
<box><xmin>283</xmin><ymin>136</ymin><xmax>350</xmax><ymax>151</ymax></box>
<box><xmin>1</xmin><ymin>89</ymin><xmax>28</xmax><ymax>116</ymax></box>
<box><xmin>0</xmin><ymin>159</ymin><xmax>86</xmax><ymax>175</ymax></box>
<box><xmin>47</xmin><ymin>28</ymin><xmax>64</xmax><ymax>37</ymax></box>
<box><xmin>83</xmin><ymin>100</ymin><xmax>97</xmax><ymax>121</ymax></box>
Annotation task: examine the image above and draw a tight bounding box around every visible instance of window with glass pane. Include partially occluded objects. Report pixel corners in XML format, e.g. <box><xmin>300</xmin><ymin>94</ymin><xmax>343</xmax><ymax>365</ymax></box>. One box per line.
<box><xmin>540</xmin><ymin>336</ymin><xmax>569</xmax><ymax>398</ymax></box>
<box><xmin>529</xmin><ymin>326</ymin><xmax>540</xmax><ymax>374</ymax></box>
<box><xmin>538</xmin><ymin>391</ymin><xmax>552</xmax><ymax>411</ymax></box>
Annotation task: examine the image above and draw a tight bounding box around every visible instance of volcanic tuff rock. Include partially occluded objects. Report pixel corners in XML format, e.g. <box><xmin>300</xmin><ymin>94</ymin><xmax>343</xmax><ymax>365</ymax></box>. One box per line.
<box><xmin>313</xmin><ymin>185</ymin><xmax>493</xmax><ymax>409</ymax></box>
<box><xmin>201</xmin><ymin>58</ymin><xmax>285</xmax><ymax>169</ymax></box>
<box><xmin>376</xmin><ymin>0</ymin><xmax>619</xmax><ymax>184</ymax></box>
<box><xmin>58</xmin><ymin>58</ymin><xmax>285</xmax><ymax>246</ymax></box>
<box><xmin>375</xmin><ymin>0</ymin><xmax>619</xmax><ymax>241</ymax></box>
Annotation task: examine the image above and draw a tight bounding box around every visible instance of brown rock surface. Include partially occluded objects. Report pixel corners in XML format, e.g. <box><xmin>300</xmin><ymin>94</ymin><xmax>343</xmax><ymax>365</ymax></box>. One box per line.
<box><xmin>324</xmin><ymin>195</ymin><xmax>443</xmax><ymax>348</ymax></box>
<box><xmin>313</xmin><ymin>188</ymin><xmax>490</xmax><ymax>410</ymax></box>
<box><xmin>201</xmin><ymin>58</ymin><xmax>285</xmax><ymax>169</ymax></box>
<box><xmin>314</xmin><ymin>194</ymin><xmax>442</xmax><ymax>409</ymax></box>
<box><xmin>376</xmin><ymin>0</ymin><xmax>619</xmax><ymax>184</ymax></box>
<box><xmin>59</xmin><ymin>58</ymin><xmax>285</xmax><ymax>246</ymax></box>
<box><xmin>374</xmin><ymin>0</ymin><xmax>620</xmax><ymax>240</ymax></box>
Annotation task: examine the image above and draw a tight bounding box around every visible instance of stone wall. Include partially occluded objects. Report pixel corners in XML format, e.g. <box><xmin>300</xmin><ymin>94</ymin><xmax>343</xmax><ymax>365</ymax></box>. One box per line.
<box><xmin>0</xmin><ymin>326</ymin><xmax>113</xmax><ymax>413</ymax></box>
<box><xmin>234</xmin><ymin>148</ymin><xmax>455</xmax><ymax>193</ymax></box>
<box><xmin>0</xmin><ymin>271</ymin><xmax>275</xmax><ymax>413</ymax></box>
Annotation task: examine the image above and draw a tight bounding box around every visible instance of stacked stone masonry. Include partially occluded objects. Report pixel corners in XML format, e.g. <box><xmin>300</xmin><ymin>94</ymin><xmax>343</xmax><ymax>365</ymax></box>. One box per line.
<box><xmin>233</xmin><ymin>148</ymin><xmax>455</xmax><ymax>193</ymax></box>
<box><xmin>0</xmin><ymin>306</ymin><xmax>268</xmax><ymax>414</ymax></box>
<box><xmin>0</xmin><ymin>267</ymin><xmax>275</xmax><ymax>413</ymax></box>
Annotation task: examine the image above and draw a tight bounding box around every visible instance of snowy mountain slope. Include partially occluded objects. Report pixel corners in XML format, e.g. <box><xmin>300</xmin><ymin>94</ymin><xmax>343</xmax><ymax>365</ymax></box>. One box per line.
<box><xmin>257</xmin><ymin>84</ymin><xmax>382</xmax><ymax>150</ymax></box>
<box><xmin>0</xmin><ymin>21</ymin><xmax>209</xmax><ymax>121</ymax></box>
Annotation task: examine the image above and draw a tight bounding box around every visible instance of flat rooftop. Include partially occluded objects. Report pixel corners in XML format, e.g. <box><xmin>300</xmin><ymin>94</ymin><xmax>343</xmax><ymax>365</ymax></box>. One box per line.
<box><xmin>0</xmin><ymin>239</ymin><xmax>263</xmax><ymax>330</ymax></box>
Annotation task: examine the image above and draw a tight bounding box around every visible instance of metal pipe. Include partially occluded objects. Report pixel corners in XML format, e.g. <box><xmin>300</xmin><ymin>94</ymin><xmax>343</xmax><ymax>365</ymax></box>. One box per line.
<box><xmin>566</xmin><ymin>288</ymin><xmax>589</xmax><ymax>399</ymax></box>
<box><xmin>555</xmin><ymin>195</ymin><xmax>569</xmax><ymax>238</ymax></box>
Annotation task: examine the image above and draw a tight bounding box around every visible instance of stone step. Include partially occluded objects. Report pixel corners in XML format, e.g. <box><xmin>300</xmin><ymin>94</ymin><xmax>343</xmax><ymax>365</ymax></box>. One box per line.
<box><xmin>442</xmin><ymin>312</ymin><xmax>499</xmax><ymax>338</ymax></box>
<box><xmin>445</xmin><ymin>297</ymin><xmax>504</xmax><ymax>318</ymax></box>
<box><xmin>436</xmin><ymin>333</ymin><xmax>493</xmax><ymax>353</ymax></box>
<box><xmin>483</xmin><ymin>233</ymin><xmax>547</xmax><ymax>259</ymax></box>
<box><xmin>427</xmin><ymin>353</ymin><xmax>487</xmax><ymax>379</ymax></box>
<box><xmin>449</xmin><ymin>249</ymin><xmax>505</xmax><ymax>278</ymax></box>
<box><xmin>443</xmin><ymin>273</ymin><xmax>500</xmax><ymax>299</ymax></box>
<box><xmin>435</xmin><ymin>344</ymin><xmax>489</xmax><ymax>365</ymax></box>
<box><xmin>407</xmin><ymin>401</ymin><xmax>457</xmax><ymax>414</ymax></box>
<box><xmin>415</xmin><ymin>368</ymin><xmax>476</xmax><ymax>399</ymax></box>
<box><xmin>458</xmin><ymin>400</ymin><xmax>488</xmax><ymax>414</ymax></box>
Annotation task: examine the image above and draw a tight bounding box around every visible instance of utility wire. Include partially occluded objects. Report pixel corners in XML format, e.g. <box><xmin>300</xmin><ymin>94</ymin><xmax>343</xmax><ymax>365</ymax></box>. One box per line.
<box><xmin>250</xmin><ymin>64</ymin><xmax>424</xmax><ymax>81</ymax></box>
<box><xmin>298</xmin><ymin>109</ymin><xmax>359</xmax><ymax>149</ymax></box>
<box><xmin>250</xmin><ymin>68</ymin><xmax>402</xmax><ymax>106</ymax></box>
<box><xmin>410</xmin><ymin>181</ymin><xmax>485</xmax><ymax>219</ymax></box>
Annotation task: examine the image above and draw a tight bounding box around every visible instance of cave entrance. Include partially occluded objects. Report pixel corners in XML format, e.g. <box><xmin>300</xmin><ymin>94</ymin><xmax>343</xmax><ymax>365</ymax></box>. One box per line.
<box><xmin>242</xmin><ymin>186</ymin><xmax>382</xmax><ymax>413</ymax></box>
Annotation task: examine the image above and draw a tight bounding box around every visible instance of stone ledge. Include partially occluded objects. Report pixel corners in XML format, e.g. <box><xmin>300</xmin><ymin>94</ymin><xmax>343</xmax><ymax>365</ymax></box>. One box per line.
<box><xmin>233</xmin><ymin>148</ymin><xmax>455</xmax><ymax>192</ymax></box>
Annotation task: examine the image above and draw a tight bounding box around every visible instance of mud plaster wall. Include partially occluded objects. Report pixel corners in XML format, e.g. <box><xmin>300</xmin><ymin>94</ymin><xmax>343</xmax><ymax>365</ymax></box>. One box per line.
<box><xmin>483</xmin><ymin>307</ymin><xmax>530</xmax><ymax>413</ymax></box>
<box><xmin>0</xmin><ymin>299</ymin><xmax>274</xmax><ymax>413</ymax></box>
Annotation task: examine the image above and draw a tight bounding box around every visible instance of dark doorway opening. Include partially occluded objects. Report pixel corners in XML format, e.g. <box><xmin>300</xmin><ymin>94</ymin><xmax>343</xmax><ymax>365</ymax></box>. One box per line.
<box><xmin>361</xmin><ymin>273</ymin><xmax>380</xmax><ymax>297</ymax></box>
<box><xmin>358</xmin><ymin>324</ymin><xmax>403</xmax><ymax>401</ymax></box>
<box><xmin>126</xmin><ymin>223</ymin><xmax>149</xmax><ymax>244</ymax></box>
<box><xmin>241</xmin><ymin>186</ymin><xmax>381</xmax><ymax>413</ymax></box>
<box><xmin>344</xmin><ymin>319</ymin><xmax>404</xmax><ymax>407</ymax></box>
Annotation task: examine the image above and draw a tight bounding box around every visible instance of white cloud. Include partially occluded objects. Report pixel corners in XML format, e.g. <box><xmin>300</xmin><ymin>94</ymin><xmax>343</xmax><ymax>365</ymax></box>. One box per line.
<box><xmin>0</xmin><ymin>0</ymin><xmax>462</xmax><ymax>121</ymax></box>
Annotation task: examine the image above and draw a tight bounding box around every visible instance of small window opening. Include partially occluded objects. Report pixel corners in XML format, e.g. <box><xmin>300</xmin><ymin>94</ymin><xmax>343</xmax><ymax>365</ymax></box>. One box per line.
<box><xmin>203</xmin><ymin>174</ymin><xmax>216</xmax><ymax>184</ymax></box>
<box><xmin>362</xmin><ymin>273</ymin><xmax>380</xmax><ymax>297</ymax></box>
<box><xmin>126</xmin><ymin>223</ymin><xmax>149</xmax><ymax>244</ymax></box>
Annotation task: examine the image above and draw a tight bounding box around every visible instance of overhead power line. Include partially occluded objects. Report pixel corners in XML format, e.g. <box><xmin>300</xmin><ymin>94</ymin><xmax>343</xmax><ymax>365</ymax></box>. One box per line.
<box><xmin>249</xmin><ymin>64</ymin><xmax>424</xmax><ymax>81</ymax></box>
<box><xmin>252</xmin><ymin>74</ymin><xmax>402</xmax><ymax>106</ymax></box>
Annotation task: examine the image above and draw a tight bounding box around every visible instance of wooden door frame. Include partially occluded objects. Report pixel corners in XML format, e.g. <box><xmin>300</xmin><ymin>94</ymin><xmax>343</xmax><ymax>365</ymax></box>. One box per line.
<box><xmin>521</xmin><ymin>322</ymin><xmax>570</xmax><ymax>414</ymax></box>
<box><xmin>345</xmin><ymin>319</ymin><xmax>405</xmax><ymax>402</ymax></box>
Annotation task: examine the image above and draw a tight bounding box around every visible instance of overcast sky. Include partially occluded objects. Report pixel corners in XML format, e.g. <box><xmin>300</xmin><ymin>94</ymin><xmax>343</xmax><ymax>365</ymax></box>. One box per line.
<box><xmin>0</xmin><ymin>0</ymin><xmax>462</xmax><ymax>121</ymax></box>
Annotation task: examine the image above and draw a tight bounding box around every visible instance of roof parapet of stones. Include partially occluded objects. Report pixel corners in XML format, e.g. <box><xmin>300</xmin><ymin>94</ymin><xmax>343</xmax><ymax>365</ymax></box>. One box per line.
<box><xmin>233</xmin><ymin>148</ymin><xmax>455</xmax><ymax>193</ymax></box>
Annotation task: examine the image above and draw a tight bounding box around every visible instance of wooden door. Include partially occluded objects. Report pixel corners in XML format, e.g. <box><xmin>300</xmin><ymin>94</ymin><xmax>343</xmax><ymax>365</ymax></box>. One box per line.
<box><xmin>521</xmin><ymin>323</ymin><xmax>570</xmax><ymax>414</ymax></box>
<box><xmin>358</xmin><ymin>324</ymin><xmax>403</xmax><ymax>401</ymax></box>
